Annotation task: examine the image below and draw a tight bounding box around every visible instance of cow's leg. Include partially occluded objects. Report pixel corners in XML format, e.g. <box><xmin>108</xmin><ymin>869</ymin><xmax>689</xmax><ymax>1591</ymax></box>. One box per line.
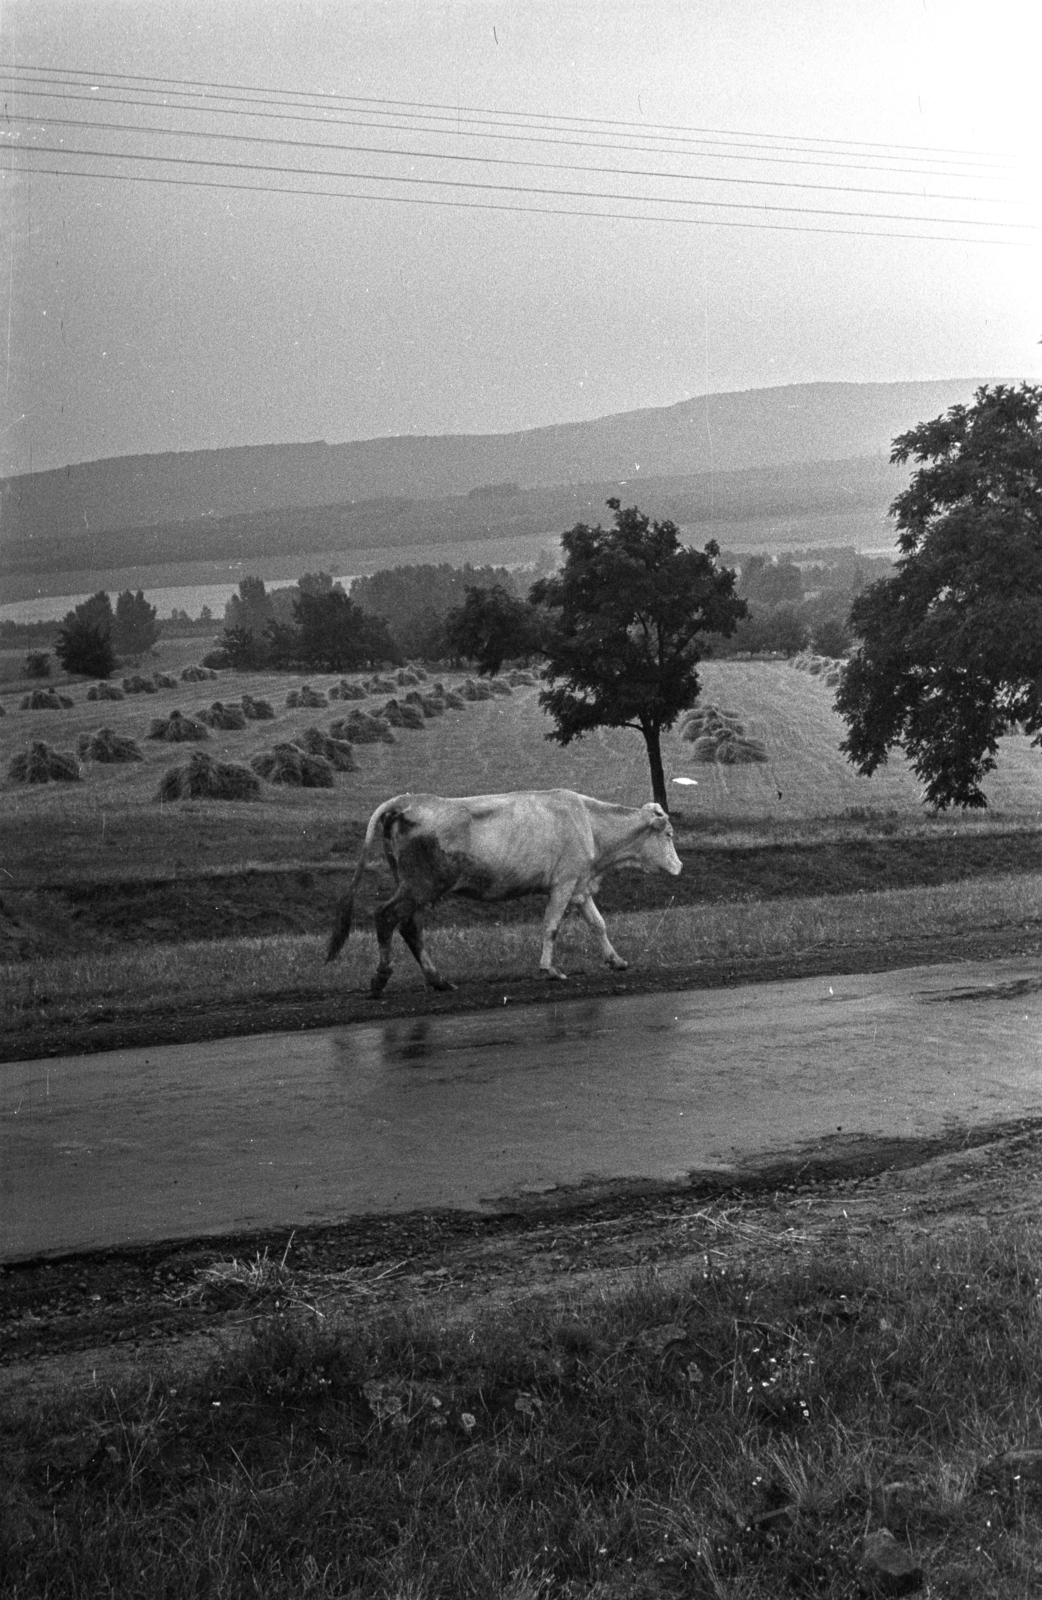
<box><xmin>398</xmin><ymin>914</ymin><xmax>455</xmax><ymax>991</ymax></box>
<box><xmin>370</xmin><ymin>896</ymin><xmax>402</xmax><ymax>996</ymax></box>
<box><xmin>577</xmin><ymin>894</ymin><xmax>628</xmax><ymax>971</ymax></box>
<box><xmin>540</xmin><ymin>883</ymin><xmax>576</xmax><ymax>980</ymax></box>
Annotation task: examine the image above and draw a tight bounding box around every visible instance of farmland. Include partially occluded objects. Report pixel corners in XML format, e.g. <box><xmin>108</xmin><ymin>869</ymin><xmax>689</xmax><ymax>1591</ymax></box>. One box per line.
<box><xmin>1</xmin><ymin>640</ymin><xmax>1039</xmax><ymax>1059</ymax></box>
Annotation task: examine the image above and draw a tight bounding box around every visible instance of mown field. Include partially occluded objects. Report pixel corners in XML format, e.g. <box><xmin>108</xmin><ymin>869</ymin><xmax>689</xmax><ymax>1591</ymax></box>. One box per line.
<box><xmin>1</xmin><ymin>640</ymin><xmax>1040</xmax><ymax>1056</ymax></box>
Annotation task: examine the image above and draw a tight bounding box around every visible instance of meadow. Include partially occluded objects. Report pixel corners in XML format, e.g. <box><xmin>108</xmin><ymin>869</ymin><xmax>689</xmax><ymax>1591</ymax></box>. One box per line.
<box><xmin>2</xmin><ymin>641</ymin><xmax>1039</xmax><ymax>889</ymax></box>
<box><xmin>1</xmin><ymin>640</ymin><xmax>1039</xmax><ymax>1045</ymax></box>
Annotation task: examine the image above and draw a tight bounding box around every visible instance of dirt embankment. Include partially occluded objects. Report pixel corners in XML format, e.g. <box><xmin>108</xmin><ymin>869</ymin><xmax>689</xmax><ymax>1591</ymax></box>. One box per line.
<box><xmin>3</xmin><ymin>1120</ymin><xmax>1042</xmax><ymax>1400</ymax></box>
<box><xmin>4</xmin><ymin>826</ymin><xmax>1041</xmax><ymax>1062</ymax></box>
<box><xmin>5</xmin><ymin>828</ymin><xmax>1042</xmax><ymax>959</ymax></box>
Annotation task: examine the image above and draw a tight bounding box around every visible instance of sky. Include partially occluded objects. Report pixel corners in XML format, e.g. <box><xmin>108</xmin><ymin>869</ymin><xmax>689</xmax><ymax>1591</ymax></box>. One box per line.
<box><xmin>1</xmin><ymin>0</ymin><xmax>1039</xmax><ymax>477</ymax></box>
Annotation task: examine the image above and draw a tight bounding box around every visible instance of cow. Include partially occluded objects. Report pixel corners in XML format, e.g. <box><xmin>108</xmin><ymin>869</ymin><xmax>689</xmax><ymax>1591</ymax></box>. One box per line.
<box><xmin>326</xmin><ymin>788</ymin><xmax>683</xmax><ymax>996</ymax></box>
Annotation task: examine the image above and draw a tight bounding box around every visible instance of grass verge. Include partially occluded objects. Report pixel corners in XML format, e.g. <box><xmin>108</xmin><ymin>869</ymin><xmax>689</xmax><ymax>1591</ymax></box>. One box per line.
<box><xmin>3</xmin><ymin>871</ymin><xmax>1039</xmax><ymax>1040</ymax></box>
<box><xmin>3</xmin><ymin>1221</ymin><xmax>1041</xmax><ymax>1597</ymax></box>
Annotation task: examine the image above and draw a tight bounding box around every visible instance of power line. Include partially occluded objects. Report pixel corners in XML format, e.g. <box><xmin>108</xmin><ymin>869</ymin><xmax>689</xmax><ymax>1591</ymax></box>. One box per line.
<box><xmin>6</xmin><ymin>112</ymin><xmax>1021</xmax><ymax>210</ymax></box>
<box><xmin>7</xmin><ymin>141</ymin><xmax>1033</xmax><ymax>233</ymax></box>
<box><xmin>2</xmin><ymin>82</ymin><xmax>1008</xmax><ymax>182</ymax></box>
<box><xmin>0</xmin><ymin>59</ymin><xmax>1014</xmax><ymax>164</ymax></box>
<box><xmin>6</xmin><ymin>160</ymin><xmax>1027</xmax><ymax>246</ymax></box>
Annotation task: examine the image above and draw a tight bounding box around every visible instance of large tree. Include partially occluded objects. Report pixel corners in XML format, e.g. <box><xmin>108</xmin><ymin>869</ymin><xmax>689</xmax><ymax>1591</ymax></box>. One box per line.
<box><xmin>836</xmin><ymin>383</ymin><xmax>1042</xmax><ymax>808</ymax></box>
<box><xmin>531</xmin><ymin>499</ymin><xmax>746</xmax><ymax>810</ymax></box>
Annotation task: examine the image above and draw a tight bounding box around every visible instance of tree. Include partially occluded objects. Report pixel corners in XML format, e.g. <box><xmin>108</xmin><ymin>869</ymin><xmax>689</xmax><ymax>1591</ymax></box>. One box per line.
<box><xmin>836</xmin><ymin>383</ymin><xmax>1042</xmax><ymax>809</ymax></box>
<box><xmin>292</xmin><ymin>588</ymin><xmax>400</xmax><ymax>671</ymax></box>
<box><xmin>224</xmin><ymin>576</ymin><xmax>273</xmax><ymax>636</ymax></box>
<box><xmin>113</xmin><ymin>589</ymin><xmax>159</xmax><ymax>656</ymax></box>
<box><xmin>351</xmin><ymin>562</ymin><xmax>525</xmax><ymax>658</ymax></box>
<box><xmin>531</xmin><ymin>499</ymin><xmax>747</xmax><ymax>810</ymax></box>
<box><xmin>55</xmin><ymin>618</ymin><xmax>117</xmax><ymax>679</ymax></box>
<box><xmin>55</xmin><ymin>592</ymin><xmax>116</xmax><ymax>678</ymax></box>
<box><xmin>444</xmin><ymin>584</ymin><xmax>547</xmax><ymax>674</ymax></box>
<box><xmin>739</xmin><ymin>555</ymin><xmax>804</xmax><ymax>606</ymax></box>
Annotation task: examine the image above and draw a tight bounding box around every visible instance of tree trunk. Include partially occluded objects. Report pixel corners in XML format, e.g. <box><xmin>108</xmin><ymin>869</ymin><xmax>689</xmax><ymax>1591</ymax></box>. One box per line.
<box><xmin>641</xmin><ymin>725</ymin><xmax>669</xmax><ymax>812</ymax></box>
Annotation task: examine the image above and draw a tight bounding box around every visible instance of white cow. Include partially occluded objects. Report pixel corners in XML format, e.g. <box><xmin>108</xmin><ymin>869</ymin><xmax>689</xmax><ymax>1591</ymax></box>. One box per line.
<box><xmin>326</xmin><ymin>788</ymin><xmax>683</xmax><ymax>995</ymax></box>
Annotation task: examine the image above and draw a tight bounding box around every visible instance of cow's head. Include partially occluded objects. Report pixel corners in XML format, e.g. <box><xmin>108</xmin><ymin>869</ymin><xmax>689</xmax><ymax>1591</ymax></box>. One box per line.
<box><xmin>639</xmin><ymin>803</ymin><xmax>683</xmax><ymax>876</ymax></box>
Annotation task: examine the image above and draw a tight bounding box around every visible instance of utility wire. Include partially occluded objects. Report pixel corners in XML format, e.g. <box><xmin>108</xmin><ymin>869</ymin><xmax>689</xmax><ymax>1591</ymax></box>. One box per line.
<box><xmin>6</xmin><ymin>112</ymin><xmax>1021</xmax><ymax>209</ymax></box>
<box><xmin>7</xmin><ymin>141</ymin><xmax>1033</xmax><ymax>233</ymax></box>
<box><xmin>7</xmin><ymin>160</ymin><xmax>1026</xmax><ymax>245</ymax></box>
<box><xmin>1</xmin><ymin>83</ymin><xmax>1008</xmax><ymax>182</ymax></box>
<box><xmin>0</xmin><ymin>60</ymin><xmax>1014</xmax><ymax>165</ymax></box>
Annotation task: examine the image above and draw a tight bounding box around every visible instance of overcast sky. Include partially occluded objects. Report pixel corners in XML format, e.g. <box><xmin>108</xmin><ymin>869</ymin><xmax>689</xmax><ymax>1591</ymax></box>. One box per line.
<box><xmin>2</xmin><ymin>0</ymin><xmax>1039</xmax><ymax>476</ymax></box>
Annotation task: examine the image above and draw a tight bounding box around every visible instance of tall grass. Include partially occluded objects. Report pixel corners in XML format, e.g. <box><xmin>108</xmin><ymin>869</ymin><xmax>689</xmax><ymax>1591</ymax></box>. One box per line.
<box><xmin>4</xmin><ymin>1223</ymin><xmax>1041</xmax><ymax>1597</ymax></box>
<box><xmin>4</xmin><ymin>872</ymin><xmax>1038</xmax><ymax>1035</ymax></box>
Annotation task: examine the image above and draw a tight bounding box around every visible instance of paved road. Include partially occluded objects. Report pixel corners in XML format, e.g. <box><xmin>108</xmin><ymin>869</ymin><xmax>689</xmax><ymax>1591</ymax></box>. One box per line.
<box><xmin>2</xmin><ymin>957</ymin><xmax>1040</xmax><ymax>1262</ymax></box>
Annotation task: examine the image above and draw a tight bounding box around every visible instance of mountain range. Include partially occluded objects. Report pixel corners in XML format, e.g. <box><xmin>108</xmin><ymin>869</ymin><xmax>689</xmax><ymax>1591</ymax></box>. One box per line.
<box><xmin>0</xmin><ymin>378</ymin><xmax>992</xmax><ymax>586</ymax></box>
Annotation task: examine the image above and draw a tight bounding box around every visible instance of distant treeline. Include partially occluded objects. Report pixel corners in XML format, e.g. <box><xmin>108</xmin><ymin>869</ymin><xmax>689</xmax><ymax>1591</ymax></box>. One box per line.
<box><xmin>0</xmin><ymin>458</ymin><xmax>900</xmax><ymax>579</ymax></box>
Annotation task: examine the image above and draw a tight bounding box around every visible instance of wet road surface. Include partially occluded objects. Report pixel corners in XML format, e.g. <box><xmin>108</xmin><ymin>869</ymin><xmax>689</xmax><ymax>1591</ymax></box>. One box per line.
<box><xmin>2</xmin><ymin>957</ymin><xmax>1041</xmax><ymax>1261</ymax></box>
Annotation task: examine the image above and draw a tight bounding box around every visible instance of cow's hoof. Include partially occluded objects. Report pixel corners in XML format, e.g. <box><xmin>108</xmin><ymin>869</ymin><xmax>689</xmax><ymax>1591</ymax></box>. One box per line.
<box><xmin>541</xmin><ymin>967</ymin><xmax>568</xmax><ymax>981</ymax></box>
<box><xmin>607</xmin><ymin>956</ymin><xmax>629</xmax><ymax>971</ymax></box>
<box><xmin>370</xmin><ymin>972</ymin><xmax>392</xmax><ymax>997</ymax></box>
<box><xmin>428</xmin><ymin>977</ymin><xmax>457</xmax><ymax>992</ymax></box>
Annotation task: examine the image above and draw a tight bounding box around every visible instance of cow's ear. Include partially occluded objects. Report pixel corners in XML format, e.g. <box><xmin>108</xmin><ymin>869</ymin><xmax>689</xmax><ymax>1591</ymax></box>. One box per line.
<box><xmin>646</xmin><ymin>803</ymin><xmax>669</xmax><ymax>827</ymax></box>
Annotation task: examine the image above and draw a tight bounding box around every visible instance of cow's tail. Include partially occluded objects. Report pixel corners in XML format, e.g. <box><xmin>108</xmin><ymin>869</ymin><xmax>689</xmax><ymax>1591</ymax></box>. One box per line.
<box><xmin>325</xmin><ymin>797</ymin><xmax>403</xmax><ymax>962</ymax></box>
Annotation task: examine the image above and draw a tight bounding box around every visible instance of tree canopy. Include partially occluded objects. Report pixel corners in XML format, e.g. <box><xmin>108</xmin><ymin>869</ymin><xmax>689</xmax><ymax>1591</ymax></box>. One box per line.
<box><xmin>113</xmin><ymin>589</ymin><xmax>159</xmax><ymax>656</ymax></box>
<box><xmin>531</xmin><ymin>499</ymin><xmax>746</xmax><ymax>810</ymax></box>
<box><xmin>56</xmin><ymin>592</ymin><xmax>117</xmax><ymax>678</ymax></box>
<box><xmin>444</xmin><ymin>584</ymin><xmax>547</xmax><ymax>675</ymax></box>
<box><xmin>836</xmin><ymin>382</ymin><xmax>1042</xmax><ymax>808</ymax></box>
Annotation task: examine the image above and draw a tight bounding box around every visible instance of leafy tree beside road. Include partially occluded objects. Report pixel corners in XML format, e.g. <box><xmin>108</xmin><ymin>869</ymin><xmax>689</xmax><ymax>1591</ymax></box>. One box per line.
<box><xmin>532</xmin><ymin>499</ymin><xmax>747</xmax><ymax>811</ymax></box>
<box><xmin>836</xmin><ymin>383</ymin><xmax>1042</xmax><ymax>808</ymax></box>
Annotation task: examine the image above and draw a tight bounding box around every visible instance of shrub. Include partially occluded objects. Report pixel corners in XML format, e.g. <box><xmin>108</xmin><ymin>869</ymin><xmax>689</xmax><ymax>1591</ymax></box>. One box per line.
<box><xmin>24</xmin><ymin>651</ymin><xmax>51</xmax><ymax>679</ymax></box>
<box><xmin>251</xmin><ymin>742</ymin><xmax>335</xmax><ymax>787</ymax></box>
<box><xmin>20</xmin><ymin>689</ymin><xmax>74</xmax><ymax>709</ymax></box>
<box><xmin>196</xmin><ymin>701</ymin><xmax>249</xmax><ymax>731</ymax></box>
<box><xmin>200</xmin><ymin>648</ymin><xmax>232</xmax><ymax>670</ymax></box>
<box><xmin>8</xmin><ymin>741</ymin><xmax>81</xmax><ymax>783</ymax></box>
<box><xmin>147</xmin><ymin>709</ymin><xmax>210</xmax><ymax>742</ymax></box>
<box><xmin>157</xmin><ymin>750</ymin><xmax>260</xmax><ymax>801</ymax></box>
<box><xmin>77</xmin><ymin>727</ymin><xmax>144</xmax><ymax>763</ymax></box>
<box><xmin>181</xmin><ymin>664</ymin><xmax>219</xmax><ymax>682</ymax></box>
